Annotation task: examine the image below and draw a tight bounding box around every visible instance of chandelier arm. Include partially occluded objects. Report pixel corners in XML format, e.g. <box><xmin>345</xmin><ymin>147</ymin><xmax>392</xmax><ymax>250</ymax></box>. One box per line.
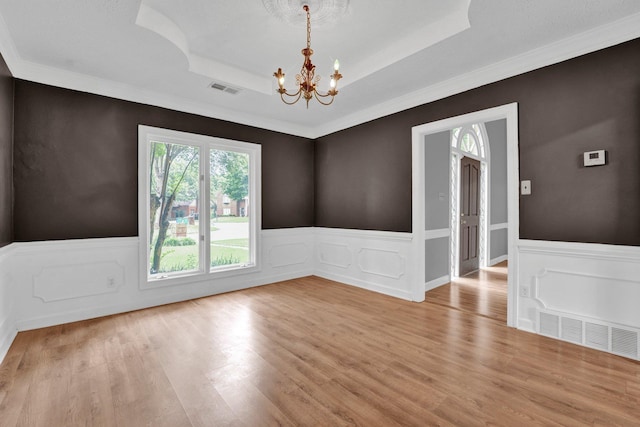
<box><xmin>313</xmin><ymin>90</ymin><xmax>335</xmax><ymax>106</ymax></box>
<box><xmin>280</xmin><ymin>90</ymin><xmax>303</xmax><ymax>105</ymax></box>
<box><xmin>314</xmin><ymin>90</ymin><xmax>336</xmax><ymax>98</ymax></box>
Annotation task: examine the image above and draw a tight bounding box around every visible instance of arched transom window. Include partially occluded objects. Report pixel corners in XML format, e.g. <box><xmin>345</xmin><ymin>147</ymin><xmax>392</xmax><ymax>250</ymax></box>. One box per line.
<box><xmin>451</xmin><ymin>124</ymin><xmax>486</xmax><ymax>159</ymax></box>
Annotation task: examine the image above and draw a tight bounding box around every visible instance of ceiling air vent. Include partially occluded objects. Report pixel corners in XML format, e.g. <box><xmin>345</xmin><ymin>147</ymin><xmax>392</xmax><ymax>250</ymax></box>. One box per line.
<box><xmin>210</xmin><ymin>82</ymin><xmax>241</xmax><ymax>95</ymax></box>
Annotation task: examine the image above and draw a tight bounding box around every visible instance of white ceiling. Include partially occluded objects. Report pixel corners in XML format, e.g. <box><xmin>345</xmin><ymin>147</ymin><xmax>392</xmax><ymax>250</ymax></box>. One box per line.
<box><xmin>0</xmin><ymin>0</ymin><xmax>639</xmax><ymax>139</ymax></box>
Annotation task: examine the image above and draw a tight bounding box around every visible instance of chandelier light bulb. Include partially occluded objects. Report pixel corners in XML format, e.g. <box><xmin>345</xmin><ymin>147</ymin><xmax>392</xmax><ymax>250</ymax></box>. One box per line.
<box><xmin>334</xmin><ymin>59</ymin><xmax>340</xmax><ymax>71</ymax></box>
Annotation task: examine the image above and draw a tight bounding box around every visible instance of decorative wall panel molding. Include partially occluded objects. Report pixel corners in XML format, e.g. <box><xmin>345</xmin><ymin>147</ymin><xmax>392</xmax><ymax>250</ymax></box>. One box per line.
<box><xmin>356</xmin><ymin>248</ymin><xmax>405</xmax><ymax>279</ymax></box>
<box><xmin>317</xmin><ymin>242</ymin><xmax>352</xmax><ymax>269</ymax></box>
<box><xmin>315</xmin><ymin>228</ymin><xmax>414</xmax><ymax>301</ymax></box>
<box><xmin>532</xmin><ymin>268</ymin><xmax>640</xmax><ymax>327</ymax></box>
<box><xmin>33</xmin><ymin>261</ymin><xmax>124</xmax><ymax>302</ymax></box>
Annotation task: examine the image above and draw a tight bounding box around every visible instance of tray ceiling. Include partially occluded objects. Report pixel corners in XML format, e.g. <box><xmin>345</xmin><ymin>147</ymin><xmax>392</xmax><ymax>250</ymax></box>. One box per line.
<box><xmin>0</xmin><ymin>0</ymin><xmax>639</xmax><ymax>138</ymax></box>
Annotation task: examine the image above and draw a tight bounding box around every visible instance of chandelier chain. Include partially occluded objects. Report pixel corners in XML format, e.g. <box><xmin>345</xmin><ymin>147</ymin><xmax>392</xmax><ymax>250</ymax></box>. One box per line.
<box><xmin>306</xmin><ymin>6</ymin><xmax>311</xmax><ymax>50</ymax></box>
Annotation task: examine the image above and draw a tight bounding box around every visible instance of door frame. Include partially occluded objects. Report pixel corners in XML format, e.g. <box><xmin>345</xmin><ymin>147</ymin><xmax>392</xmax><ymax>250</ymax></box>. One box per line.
<box><xmin>411</xmin><ymin>103</ymin><xmax>519</xmax><ymax>328</ymax></box>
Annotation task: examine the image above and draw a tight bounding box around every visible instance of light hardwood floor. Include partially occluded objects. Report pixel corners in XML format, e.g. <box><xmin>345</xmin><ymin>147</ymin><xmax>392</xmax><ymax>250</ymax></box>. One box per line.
<box><xmin>1</xmin><ymin>274</ymin><xmax>639</xmax><ymax>426</ymax></box>
<box><xmin>425</xmin><ymin>261</ymin><xmax>508</xmax><ymax>322</ymax></box>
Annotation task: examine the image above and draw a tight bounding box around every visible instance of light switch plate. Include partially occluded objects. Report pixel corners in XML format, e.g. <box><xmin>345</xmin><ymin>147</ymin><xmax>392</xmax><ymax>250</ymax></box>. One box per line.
<box><xmin>521</xmin><ymin>180</ymin><xmax>531</xmax><ymax>195</ymax></box>
<box><xmin>583</xmin><ymin>150</ymin><xmax>606</xmax><ymax>167</ymax></box>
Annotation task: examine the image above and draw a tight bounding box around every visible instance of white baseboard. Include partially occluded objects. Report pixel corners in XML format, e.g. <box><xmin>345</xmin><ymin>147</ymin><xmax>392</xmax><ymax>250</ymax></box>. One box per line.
<box><xmin>517</xmin><ymin>318</ymin><xmax>535</xmax><ymax>333</ymax></box>
<box><xmin>490</xmin><ymin>255</ymin><xmax>508</xmax><ymax>266</ymax></box>
<box><xmin>425</xmin><ymin>275</ymin><xmax>450</xmax><ymax>292</ymax></box>
<box><xmin>315</xmin><ymin>270</ymin><xmax>412</xmax><ymax>301</ymax></box>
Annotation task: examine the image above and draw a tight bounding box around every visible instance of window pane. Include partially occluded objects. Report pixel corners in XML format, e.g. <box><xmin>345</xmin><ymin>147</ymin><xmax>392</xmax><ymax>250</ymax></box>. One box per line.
<box><xmin>210</xmin><ymin>149</ymin><xmax>250</xmax><ymax>269</ymax></box>
<box><xmin>460</xmin><ymin>132</ymin><xmax>478</xmax><ymax>156</ymax></box>
<box><xmin>149</xmin><ymin>141</ymin><xmax>200</xmax><ymax>276</ymax></box>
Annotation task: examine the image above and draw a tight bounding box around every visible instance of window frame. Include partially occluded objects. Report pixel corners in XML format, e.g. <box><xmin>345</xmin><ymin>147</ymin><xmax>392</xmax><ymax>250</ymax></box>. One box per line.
<box><xmin>138</xmin><ymin>125</ymin><xmax>261</xmax><ymax>289</ymax></box>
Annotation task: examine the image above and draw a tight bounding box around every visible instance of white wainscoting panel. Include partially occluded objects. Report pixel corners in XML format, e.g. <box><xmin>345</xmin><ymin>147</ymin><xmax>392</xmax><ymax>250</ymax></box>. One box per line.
<box><xmin>9</xmin><ymin>228</ymin><xmax>315</xmax><ymax>332</ymax></box>
<box><xmin>357</xmin><ymin>248</ymin><xmax>405</xmax><ymax>279</ymax></box>
<box><xmin>0</xmin><ymin>244</ymin><xmax>17</xmax><ymax>364</ymax></box>
<box><xmin>268</xmin><ymin>242</ymin><xmax>309</xmax><ymax>268</ymax></box>
<box><xmin>33</xmin><ymin>261</ymin><xmax>124</xmax><ymax>302</ymax></box>
<box><xmin>5</xmin><ymin>233</ymin><xmax>640</xmax><ymax>365</ymax></box>
<box><xmin>315</xmin><ymin>228</ymin><xmax>414</xmax><ymax>300</ymax></box>
<box><xmin>517</xmin><ymin>240</ymin><xmax>640</xmax><ymax>335</ymax></box>
<box><xmin>317</xmin><ymin>242</ymin><xmax>352</xmax><ymax>269</ymax></box>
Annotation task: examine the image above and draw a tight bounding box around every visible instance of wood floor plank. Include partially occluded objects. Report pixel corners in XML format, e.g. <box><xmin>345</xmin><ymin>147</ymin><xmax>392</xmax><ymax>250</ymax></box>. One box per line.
<box><xmin>1</xmin><ymin>271</ymin><xmax>639</xmax><ymax>426</ymax></box>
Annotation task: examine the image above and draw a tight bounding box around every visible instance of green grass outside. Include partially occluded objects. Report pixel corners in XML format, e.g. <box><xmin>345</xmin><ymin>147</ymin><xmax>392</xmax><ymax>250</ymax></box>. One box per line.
<box><xmin>156</xmin><ymin>243</ymin><xmax>249</xmax><ymax>272</ymax></box>
<box><xmin>212</xmin><ymin>238</ymin><xmax>248</xmax><ymax>247</ymax></box>
<box><xmin>212</xmin><ymin>216</ymin><xmax>249</xmax><ymax>223</ymax></box>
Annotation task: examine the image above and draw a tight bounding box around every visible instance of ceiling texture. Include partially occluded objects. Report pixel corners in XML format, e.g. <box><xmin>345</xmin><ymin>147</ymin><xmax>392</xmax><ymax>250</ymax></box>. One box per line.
<box><xmin>0</xmin><ymin>0</ymin><xmax>639</xmax><ymax>138</ymax></box>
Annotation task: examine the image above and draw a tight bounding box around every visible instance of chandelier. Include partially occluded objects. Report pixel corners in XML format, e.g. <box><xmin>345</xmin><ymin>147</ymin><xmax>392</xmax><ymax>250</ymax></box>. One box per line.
<box><xmin>273</xmin><ymin>5</ymin><xmax>342</xmax><ymax>108</ymax></box>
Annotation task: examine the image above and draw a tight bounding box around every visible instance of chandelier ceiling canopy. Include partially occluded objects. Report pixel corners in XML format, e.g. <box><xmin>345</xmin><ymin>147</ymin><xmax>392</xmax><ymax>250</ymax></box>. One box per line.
<box><xmin>262</xmin><ymin>0</ymin><xmax>350</xmax><ymax>27</ymax></box>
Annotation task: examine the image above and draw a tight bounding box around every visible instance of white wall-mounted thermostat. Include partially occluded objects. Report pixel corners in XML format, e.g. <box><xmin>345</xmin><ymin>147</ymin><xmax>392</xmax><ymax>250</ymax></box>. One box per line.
<box><xmin>583</xmin><ymin>150</ymin><xmax>606</xmax><ymax>167</ymax></box>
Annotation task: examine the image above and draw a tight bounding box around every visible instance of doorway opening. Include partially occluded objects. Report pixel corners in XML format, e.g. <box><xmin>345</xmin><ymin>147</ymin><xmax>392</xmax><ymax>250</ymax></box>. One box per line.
<box><xmin>411</xmin><ymin>103</ymin><xmax>519</xmax><ymax>327</ymax></box>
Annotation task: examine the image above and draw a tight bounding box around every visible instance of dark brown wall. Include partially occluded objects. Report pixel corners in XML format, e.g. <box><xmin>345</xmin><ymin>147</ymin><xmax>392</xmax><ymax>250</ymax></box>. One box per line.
<box><xmin>0</xmin><ymin>54</ymin><xmax>13</xmax><ymax>247</ymax></box>
<box><xmin>13</xmin><ymin>81</ymin><xmax>313</xmax><ymax>241</ymax></box>
<box><xmin>316</xmin><ymin>38</ymin><xmax>640</xmax><ymax>245</ymax></box>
